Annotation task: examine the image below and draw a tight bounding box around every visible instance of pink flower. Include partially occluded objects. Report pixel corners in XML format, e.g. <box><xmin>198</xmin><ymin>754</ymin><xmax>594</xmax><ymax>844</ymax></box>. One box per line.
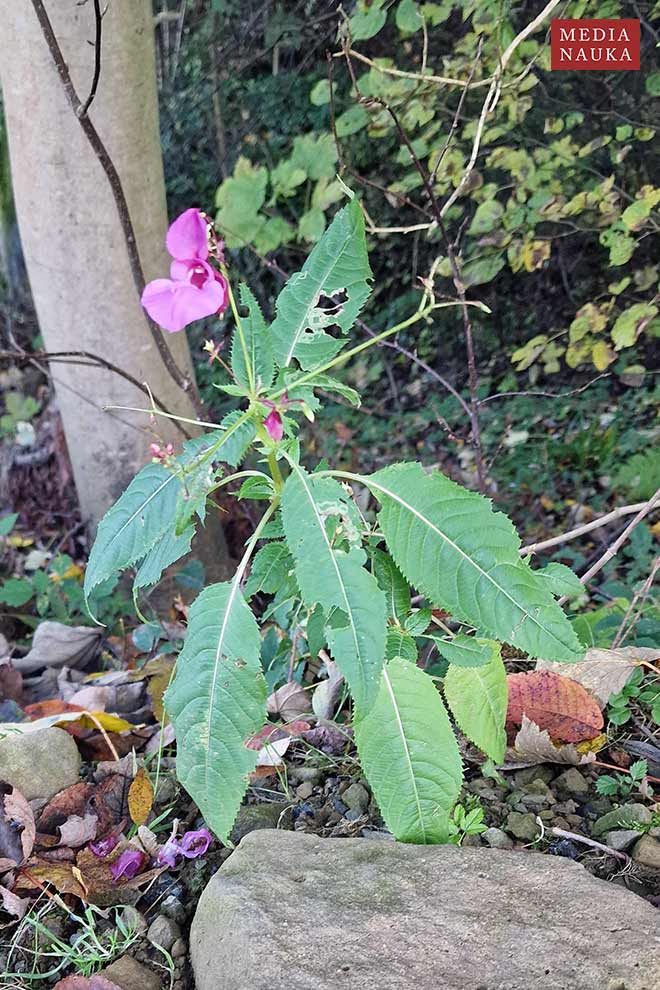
<box><xmin>177</xmin><ymin>828</ymin><xmax>213</xmax><ymax>858</ymax></box>
<box><xmin>110</xmin><ymin>849</ymin><xmax>147</xmax><ymax>881</ymax></box>
<box><xmin>141</xmin><ymin>209</ymin><xmax>229</xmax><ymax>333</ymax></box>
<box><xmin>264</xmin><ymin>408</ymin><xmax>284</xmax><ymax>442</ymax></box>
<box><xmin>89</xmin><ymin>832</ymin><xmax>120</xmax><ymax>859</ymax></box>
<box><xmin>156</xmin><ymin>827</ymin><xmax>213</xmax><ymax>868</ymax></box>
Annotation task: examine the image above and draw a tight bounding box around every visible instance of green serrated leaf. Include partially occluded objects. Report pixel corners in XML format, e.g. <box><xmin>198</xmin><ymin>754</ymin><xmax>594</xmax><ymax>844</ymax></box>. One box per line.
<box><xmin>165</xmin><ymin>581</ymin><xmax>267</xmax><ymax>844</ymax></box>
<box><xmin>238</xmin><ymin>476</ymin><xmax>275</xmax><ymax>501</ymax></box>
<box><xmin>430</xmin><ymin>634</ymin><xmax>499</xmax><ymax>668</ymax></box>
<box><xmin>245</xmin><ymin>542</ymin><xmax>293</xmax><ymax>598</ymax></box>
<box><xmin>281</xmin><ymin>464</ymin><xmax>385</xmax><ymax>710</ymax></box>
<box><xmin>535</xmin><ymin>562</ymin><xmax>583</xmax><ymax>598</ymax></box>
<box><xmin>363</xmin><ymin>463</ymin><xmax>583</xmax><ymax>662</ymax></box>
<box><xmin>85</xmin><ymin>422</ymin><xmax>254</xmax><ymax>606</ymax></box>
<box><xmin>385</xmin><ymin>626</ymin><xmax>417</xmax><ymax>662</ymax></box>
<box><xmin>405</xmin><ymin>608</ymin><xmax>432</xmax><ymax>636</ymax></box>
<box><xmin>134</xmin><ymin>526</ymin><xmax>195</xmax><ymax>591</ymax></box>
<box><xmin>270</xmin><ymin>200</ymin><xmax>372</xmax><ymax>371</ymax></box>
<box><xmin>444</xmin><ymin>647</ymin><xmax>508</xmax><ymax>762</ymax></box>
<box><xmin>372</xmin><ymin>548</ymin><xmax>410</xmax><ymax>620</ymax></box>
<box><xmin>232</xmin><ymin>285</ymin><xmax>275</xmax><ymax>392</ymax></box>
<box><xmin>355</xmin><ymin>658</ymin><xmax>463</xmax><ymax>842</ymax></box>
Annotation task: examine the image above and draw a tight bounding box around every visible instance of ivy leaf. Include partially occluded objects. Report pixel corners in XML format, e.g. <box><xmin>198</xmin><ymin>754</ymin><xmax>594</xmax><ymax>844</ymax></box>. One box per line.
<box><xmin>215</xmin><ymin>157</ymin><xmax>267</xmax><ymax>248</ymax></box>
<box><xmin>444</xmin><ymin>647</ymin><xmax>508</xmax><ymax>762</ymax></box>
<box><xmin>231</xmin><ymin>285</ymin><xmax>275</xmax><ymax>392</ymax></box>
<box><xmin>354</xmin><ymin>658</ymin><xmax>463</xmax><ymax>842</ymax></box>
<box><xmin>350</xmin><ymin>1</ymin><xmax>387</xmax><ymax>40</ymax></box>
<box><xmin>281</xmin><ymin>465</ymin><xmax>386</xmax><ymax>710</ymax></box>
<box><xmin>270</xmin><ymin>199</ymin><xmax>372</xmax><ymax>371</ymax></box>
<box><xmin>165</xmin><ymin>581</ymin><xmax>268</xmax><ymax>844</ymax></box>
<box><xmin>430</xmin><ymin>634</ymin><xmax>500</xmax><ymax>668</ymax></box>
<box><xmin>396</xmin><ymin>0</ymin><xmax>423</xmax><ymax>33</ymax></box>
<box><xmin>363</xmin><ymin>463</ymin><xmax>584</xmax><ymax>662</ymax></box>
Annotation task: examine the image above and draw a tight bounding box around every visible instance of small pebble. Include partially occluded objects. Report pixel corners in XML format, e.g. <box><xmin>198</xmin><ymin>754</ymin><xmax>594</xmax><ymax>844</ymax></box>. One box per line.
<box><xmin>296</xmin><ymin>781</ymin><xmax>314</xmax><ymax>800</ymax></box>
<box><xmin>147</xmin><ymin>915</ymin><xmax>181</xmax><ymax>953</ymax></box>
<box><xmin>171</xmin><ymin>937</ymin><xmax>188</xmax><ymax>959</ymax></box>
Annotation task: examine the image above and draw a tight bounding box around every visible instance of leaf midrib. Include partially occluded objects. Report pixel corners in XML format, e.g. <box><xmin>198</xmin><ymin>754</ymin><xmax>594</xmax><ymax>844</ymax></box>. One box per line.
<box><xmin>382</xmin><ymin>666</ymin><xmax>426</xmax><ymax>842</ymax></box>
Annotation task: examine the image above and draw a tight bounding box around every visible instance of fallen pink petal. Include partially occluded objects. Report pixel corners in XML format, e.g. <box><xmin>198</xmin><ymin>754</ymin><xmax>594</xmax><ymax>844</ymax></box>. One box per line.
<box><xmin>110</xmin><ymin>849</ymin><xmax>147</xmax><ymax>882</ymax></box>
<box><xmin>89</xmin><ymin>832</ymin><xmax>120</xmax><ymax>859</ymax></box>
<box><xmin>177</xmin><ymin>827</ymin><xmax>213</xmax><ymax>858</ymax></box>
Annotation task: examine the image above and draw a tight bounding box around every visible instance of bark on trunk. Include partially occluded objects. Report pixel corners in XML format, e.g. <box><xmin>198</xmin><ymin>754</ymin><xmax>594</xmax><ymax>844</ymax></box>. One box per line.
<box><xmin>0</xmin><ymin>0</ymin><xmax>201</xmax><ymax>530</ymax></box>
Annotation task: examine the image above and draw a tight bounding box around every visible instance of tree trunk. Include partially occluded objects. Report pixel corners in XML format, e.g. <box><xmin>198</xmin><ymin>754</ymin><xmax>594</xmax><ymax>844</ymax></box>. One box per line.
<box><xmin>0</xmin><ymin>0</ymin><xmax>201</xmax><ymax>531</ymax></box>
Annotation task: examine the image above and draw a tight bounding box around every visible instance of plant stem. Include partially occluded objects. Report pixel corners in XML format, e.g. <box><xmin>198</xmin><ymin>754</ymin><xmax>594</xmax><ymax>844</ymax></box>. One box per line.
<box><xmin>221</xmin><ymin>265</ymin><xmax>255</xmax><ymax>396</ymax></box>
<box><xmin>267</xmin><ymin>303</ymin><xmax>463</xmax><ymax>402</ymax></box>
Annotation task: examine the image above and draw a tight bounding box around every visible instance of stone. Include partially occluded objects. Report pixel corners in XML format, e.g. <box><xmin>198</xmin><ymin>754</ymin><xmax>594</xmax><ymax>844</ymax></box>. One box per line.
<box><xmin>230</xmin><ymin>802</ymin><xmax>292</xmax><ymax>844</ymax></box>
<box><xmin>483</xmin><ymin>827</ymin><xmax>513</xmax><ymax>850</ymax></box>
<box><xmin>519</xmin><ymin>779</ymin><xmax>556</xmax><ymax>808</ymax></box>
<box><xmin>147</xmin><ymin>915</ymin><xmax>181</xmax><ymax>952</ymax></box>
<box><xmin>100</xmin><ymin>955</ymin><xmax>161</xmax><ymax>990</ymax></box>
<box><xmin>592</xmin><ymin>803</ymin><xmax>652</xmax><ymax>836</ymax></box>
<box><xmin>554</xmin><ymin>768</ymin><xmax>589</xmax><ymax>799</ymax></box>
<box><xmin>171</xmin><ymin>938</ymin><xmax>188</xmax><ymax>959</ymax></box>
<box><xmin>0</xmin><ymin>727</ymin><xmax>80</xmax><ymax>800</ymax></box>
<box><xmin>512</xmin><ymin>764</ymin><xmax>554</xmax><ymax>787</ymax></box>
<box><xmin>296</xmin><ymin>781</ymin><xmax>314</xmax><ymax>800</ymax></box>
<box><xmin>605</xmin><ymin>830</ymin><xmax>642</xmax><ymax>852</ymax></box>
<box><xmin>632</xmin><ymin>835</ymin><xmax>660</xmax><ymax>870</ymax></box>
<box><xmin>191</xmin><ymin>830</ymin><xmax>660</xmax><ymax>990</ymax></box>
<box><xmin>160</xmin><ymin>894</ymin><xmax>186</xmax><ymax>926</ymax></box>
<box><xmin>342</xmin><ymin>782</ymin><xmax>370</xmax><ymax>814</ymax></box>
<box><xmin>505</xmin><ymin>811</ymin><xmax>539</xmax><ymax>841</ymax></box>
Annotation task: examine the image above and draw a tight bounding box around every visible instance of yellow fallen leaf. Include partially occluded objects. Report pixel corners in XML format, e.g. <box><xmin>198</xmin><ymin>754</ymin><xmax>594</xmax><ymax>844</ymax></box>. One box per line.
<box><xmin>128</xmin><ymin>768</ymin><xmax>154</xmax><ymax>826</ymax></box>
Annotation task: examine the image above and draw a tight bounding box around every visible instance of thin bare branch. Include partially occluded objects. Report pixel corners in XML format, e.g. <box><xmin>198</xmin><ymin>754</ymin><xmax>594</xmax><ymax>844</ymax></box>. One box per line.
<box><xmin>520</xmin><ymin>501</ymin><xmax>651</xmax><ymax>556</ymax></box>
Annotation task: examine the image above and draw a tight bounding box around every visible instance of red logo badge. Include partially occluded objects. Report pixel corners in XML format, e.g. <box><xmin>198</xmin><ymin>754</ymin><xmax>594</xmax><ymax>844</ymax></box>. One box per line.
<box><xmin>551</xmin><ymin>19</ymin><xmax>640</xmax><ymax>70</ymax></box>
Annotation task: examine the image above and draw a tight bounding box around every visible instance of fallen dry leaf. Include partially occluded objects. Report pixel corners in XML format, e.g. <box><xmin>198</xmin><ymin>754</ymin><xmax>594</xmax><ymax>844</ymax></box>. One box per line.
<box><xmin>312</xmin><ymin>659</ymin><xmax>344</xmax><ymax>720</ymax></box>
<box><xmin>506</xmin><ymin>715</ymin><xmax>600</xmax><ymax>767</ymax></box>
<box><xmin>58</xmin><ymin>814</ymin><xmax>98</xmax><ymax>848</ymax></box>
<box><xmin>0</xmin><ymin>883</ymin><xmax>29</xmax><ymax>921</ymax></box>
<box><xmin>537</xmin><ymin>646</ymin><xmax>659</xmax><ymax>708</ymax></box>
<box><xmin>4</xmin><ymin>786</ymin><xmax>36</xmax><ymax>861</ymax></box>
<box><xmin>0</xmin><ymin>660</ymin><xmax>23</xmax><ymax>705</ymax></box>
<box><xmin>53</xmin><ymin>974</ymin><xmax>122</xmax><ymax>989</ymax></box>
<box><xmin>128</xmin><ymin>769</ymin><xmax>154</xmax><ymax>826</ymax></box>
<box><xmin>14</xmin><ymin>622</ymin><xmax>102</xmax><ymax>675</ymax></box>
<box><xmin>38</xmin><ymin>783</ymin><xmax>94</xmax><ymax>834</ymax></box>
<box><xmin>506</xmin><ymin>670</ymin><xmax>603</xmax><ymax>742</ymax></box>
<box><xmin>16</xmin><ymin>859</ymin><xmax>87</xmax><ymax>898</ymax></box>
<box><xmin>267</xmin><ymin>682</ymin><xmax>312</xmax><ymax>721</ymax></box>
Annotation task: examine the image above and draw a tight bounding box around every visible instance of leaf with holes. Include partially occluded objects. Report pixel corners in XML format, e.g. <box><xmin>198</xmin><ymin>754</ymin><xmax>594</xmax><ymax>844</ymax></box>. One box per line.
<box><xmin>165</xmin><ymin>581</ymin><xmax>267</xmax><ymax>843</ymax></box>
<box><xmin>269</xmin><ymin>199</ymin><xmax>372</xmax><ymax>371</ymax></box>
<box><xmin>506</xmin><ymin>670</ymin><xmax>603</xmax><ymax>743</ymax></box>
<box><xmin>281</xmin><ymin>466</ymin><xmax>385</xmax><ymax>711</ymax></box>
<box><xmin>362</xmin><ymin>463</ymin><xmax>583</xmax><ymax>663</ymax></box>
<box><xmin>354</xmin><ymin>658</ymin><xmax>463</xmax><ymax>843</ymax></box>
<box><xmin>444</xmin><ymin>647</ymin><xmax>508</xmax><ymax>762</ymax></box>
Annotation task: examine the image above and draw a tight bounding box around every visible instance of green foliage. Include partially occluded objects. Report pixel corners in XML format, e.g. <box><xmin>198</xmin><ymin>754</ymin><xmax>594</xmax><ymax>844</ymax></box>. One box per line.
<box><xmin>354</xmin><ymin>657</ymin><xmax>463</xmax><ymax>843</ymax></box>
<box><xmin>165</xmin><ymin>580</ymin><xmax>268</xmax><ymax>844</ymax></box>
<box><xmin>606</xmin><ymin>666</ymin><xmax>660</xmax><ymax>728</ymax></box>
<box><xmin>595</xmin><ymin>760</ymin><xmax>650</xmax><ymax>801</ymax></box>
<box><xmin>89</xmin><ymin>198</ymin><xmax>585</xmax><ymax>846</ymax></box>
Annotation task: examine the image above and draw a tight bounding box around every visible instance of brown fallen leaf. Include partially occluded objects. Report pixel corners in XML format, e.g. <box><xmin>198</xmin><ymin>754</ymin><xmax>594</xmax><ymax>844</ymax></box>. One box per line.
<box><xmin>4</xmin><ymin>786</ymin><xmax>36</xmax><ymax>861</ymax></box>
<box><xmin>312</xmin><ymin>658</ymin><xmax>344</xmax><ymax>720</ymax></box>
<box><xmin>13</xmin><ymin>622</ymin><xmax>102</xmax><ymax>675</ymax></box>
<box><xmin>266</xmin><ymin>682</ymin><xmax>312</xmax><ymax>721</ymax></box>
<box><xmin>0</xmin><ymin>883</ymin><xmax>29</xmax><ymax>921</ymax></box>
<box><xmin>128</xmin><ymin>769</ymin><xmax>154</xmax><ymax>826</ymax></box>
<box><xmin>506</xmin><ymin>670</ymin><xmax>603</xmax><ymax>743</ymax></box>
<box><xmin>506</xmin><ymin>715</ymin><xmax>600</xmax><ymax>767</ymax></box>
<box><xmin>536</xmin><ymin>646</ymin><xmax>659</xmax><ymax>708</ymax></box>
<box><xmin>38</xmin><ymin>783</ymin><xmax>94</xmax><ymax>834</ymax></box>
<box><xmin>16</xmin><ymin>859</ymin><xmax>87</xmax><ymax>899</ymax></box>
<box><xmin>0</xmin><ymin>660</ymin><xmax>24</xmax><ymax>705</ymax></box>
<box><xmin>58</xmin><ymin>814</ymin><xmax>98</xmax><ymax>848</ymax></box>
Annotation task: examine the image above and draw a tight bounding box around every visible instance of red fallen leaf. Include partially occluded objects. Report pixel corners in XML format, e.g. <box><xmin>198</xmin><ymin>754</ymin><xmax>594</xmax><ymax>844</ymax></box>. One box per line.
<box><xmin>245</xmin><ymin>720</ymin><xmax>312</xmax><ymax>750</ymax></box>
<box><xmin>53</xmin><ymin>975</ymin><xmax>122</xmax><ymax>989</ymax></box>
<box><xmin>506</xmin><ymin>671</ymin><xmax>603</xmax><ymax>743</ymax></box>
<box><xmin>24</xmin><ymin>700</ymin><xmax>85</xmax><ymax>719</ymax></box>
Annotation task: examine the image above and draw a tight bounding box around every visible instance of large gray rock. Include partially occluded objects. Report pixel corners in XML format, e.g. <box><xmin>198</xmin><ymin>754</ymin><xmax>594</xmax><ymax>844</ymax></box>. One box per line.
<box><xmin>0</xmin><ymin>727</ymin><xmax>81</xmax><ymax>800</ymax></box>
<box><xmin>191</xmin><ymin>830</ymin><xmax>660</xmax><ymax>990</ymax></box>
